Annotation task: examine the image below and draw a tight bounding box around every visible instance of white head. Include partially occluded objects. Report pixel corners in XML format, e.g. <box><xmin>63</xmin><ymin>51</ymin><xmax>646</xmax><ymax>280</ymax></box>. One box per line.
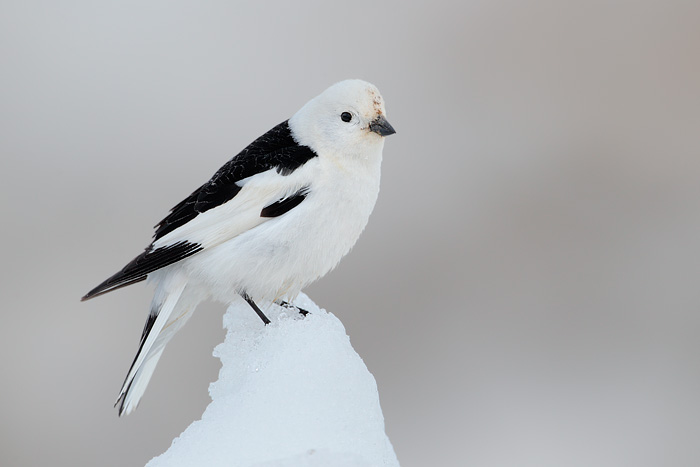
<box><xmin>289</xmin><ymin>79</ymin><xmax>395</xmax><ymax>159</ymax></box>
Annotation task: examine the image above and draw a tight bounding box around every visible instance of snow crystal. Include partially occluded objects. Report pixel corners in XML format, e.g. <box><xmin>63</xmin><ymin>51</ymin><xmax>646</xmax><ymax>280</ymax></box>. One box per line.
<box><xmin>147</xmin><ymin>293</ymin><xmax>399</xmax><ymax>467</ymax></box>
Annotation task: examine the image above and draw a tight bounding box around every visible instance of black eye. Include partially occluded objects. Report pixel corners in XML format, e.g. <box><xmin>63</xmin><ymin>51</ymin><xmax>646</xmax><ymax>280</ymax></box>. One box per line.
<box><xmin>340</xmin><ymin>112</ymin><xmax>352</xmax><ymax>122</ymax></box>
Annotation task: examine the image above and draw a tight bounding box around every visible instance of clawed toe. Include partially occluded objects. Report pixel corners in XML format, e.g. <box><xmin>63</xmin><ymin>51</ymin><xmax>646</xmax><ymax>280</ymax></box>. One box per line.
<box><xmin>276</xmin><ymin>300</ymin><xmax>310</xmax><ymax>317</ymax></box>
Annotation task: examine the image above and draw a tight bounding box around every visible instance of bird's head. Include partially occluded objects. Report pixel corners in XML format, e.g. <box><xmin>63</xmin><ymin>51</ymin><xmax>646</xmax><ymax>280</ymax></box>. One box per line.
<box><xmin>289</xmin><ymin>79</ymin><xmax>395</xmax><ymax>159</ymax></box>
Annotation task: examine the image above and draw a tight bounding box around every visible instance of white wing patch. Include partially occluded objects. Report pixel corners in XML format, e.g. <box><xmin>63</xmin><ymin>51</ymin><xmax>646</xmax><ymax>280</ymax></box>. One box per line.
<box><xmin>152</xmin><ymin>162</ymin><xmax>318</xmax><ymax>251</ymax></box>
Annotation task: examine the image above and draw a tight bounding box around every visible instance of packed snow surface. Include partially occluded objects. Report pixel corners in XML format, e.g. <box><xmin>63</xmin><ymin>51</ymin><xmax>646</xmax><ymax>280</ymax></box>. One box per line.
<box><xmin>147</xmin><ymin>293</ymin><xmax>399</xmax><ymax>467</ymax></box>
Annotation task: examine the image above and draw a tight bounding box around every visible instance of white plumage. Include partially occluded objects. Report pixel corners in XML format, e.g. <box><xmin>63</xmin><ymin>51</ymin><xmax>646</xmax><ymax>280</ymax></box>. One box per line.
<box><xmin>82</xmin><ymin>79</ymin><xmax>395</xmax><ymax>415</ymax></box>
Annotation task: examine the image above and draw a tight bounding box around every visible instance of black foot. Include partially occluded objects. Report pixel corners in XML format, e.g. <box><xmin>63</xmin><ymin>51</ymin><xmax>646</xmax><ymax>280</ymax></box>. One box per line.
<box><xmin>276</xmin><ymin>300</ymin><xmax>310</xmax><ymax>316</ymax></box>
<box><xmin>242</xmin><ymin>294</ymin><xmax>271</xmax><ymax>325</ymax></box>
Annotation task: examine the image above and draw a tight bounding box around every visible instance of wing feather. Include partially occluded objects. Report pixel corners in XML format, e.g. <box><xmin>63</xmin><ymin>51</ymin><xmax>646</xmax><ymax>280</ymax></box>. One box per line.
<box><xmin>83</xmin><ymin>120</ymin><xmax>317</xmax><ymax>300</ymax></box>
<box><xmin>154</xmin><ymin>120</ymin><xmax>316</xmax><ymax>240</ymax></box>
<box><xmin>81</xmin><ymin>242</ymin><xmax>202</xmax><ymax>301</ymax></box>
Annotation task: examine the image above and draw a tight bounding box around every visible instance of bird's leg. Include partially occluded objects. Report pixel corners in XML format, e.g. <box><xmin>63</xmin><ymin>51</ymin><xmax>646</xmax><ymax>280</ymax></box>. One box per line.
<box><xmin>275</xmin><ymin>300</ymin><xmax>310</xmax><ymax>317</ymax></box>
<box><xmin>242</xmin><ymin>293</ymin><xmax>271</xmax><ymax>325</ymax></box>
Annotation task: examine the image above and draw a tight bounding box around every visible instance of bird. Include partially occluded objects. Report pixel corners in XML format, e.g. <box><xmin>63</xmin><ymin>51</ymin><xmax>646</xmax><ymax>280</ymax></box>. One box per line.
<box><xmin>81</xmin><ymin>79</ymin><xmax>395</xmax><ymax>416</ymax></box>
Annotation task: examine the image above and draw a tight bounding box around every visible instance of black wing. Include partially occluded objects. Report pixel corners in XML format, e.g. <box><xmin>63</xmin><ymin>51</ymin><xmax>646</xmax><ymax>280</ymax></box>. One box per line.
<box><xmin>82</xmin><ymin>120</ymin><xmax>317</xmax><ymax>301</ymax></box>
<box><xmin>261</xmin><ymin>186</ymin><xmax>310</xmax><ymax>218</ymax></box>
<box><xmin>81</xmin><ymin>241</ymin><xmax>202</xmax><ymax>301</ymax></box>
<box><xmin>153</xmin><ymin>120</ymin><xmax>317</xmax><ymax>240</ymax></box>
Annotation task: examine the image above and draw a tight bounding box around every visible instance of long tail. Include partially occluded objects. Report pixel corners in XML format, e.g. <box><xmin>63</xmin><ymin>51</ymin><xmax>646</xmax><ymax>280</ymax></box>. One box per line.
<box><xmin>115</xmin><ymin>276</ymin><xmax>192</xmax><ymax>416</ymax></box>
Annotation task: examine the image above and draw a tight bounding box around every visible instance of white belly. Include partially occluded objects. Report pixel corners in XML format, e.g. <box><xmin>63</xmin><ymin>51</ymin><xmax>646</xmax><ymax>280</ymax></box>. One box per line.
<box><xmin>180</xmin><ymin>155</ymin><xmax>381</xmax><ymax>304</ymax></box>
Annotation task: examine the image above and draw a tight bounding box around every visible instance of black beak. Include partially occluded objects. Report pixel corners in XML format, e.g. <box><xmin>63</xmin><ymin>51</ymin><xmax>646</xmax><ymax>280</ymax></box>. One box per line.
<box><xmin>369</xmin><ymin>115</ymin><xmax>396</xmax><ymax>136</ymax></box>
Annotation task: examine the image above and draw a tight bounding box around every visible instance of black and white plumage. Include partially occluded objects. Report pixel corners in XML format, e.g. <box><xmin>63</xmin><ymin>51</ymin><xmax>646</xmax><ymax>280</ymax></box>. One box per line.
<box><xmin>82</xmin><ymin>79</ymin><xmax>395</xmax><ymax>416</ymax></box>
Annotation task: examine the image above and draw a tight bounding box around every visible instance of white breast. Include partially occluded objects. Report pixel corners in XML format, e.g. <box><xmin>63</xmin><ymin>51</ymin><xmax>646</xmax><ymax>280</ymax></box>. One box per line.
<box><xmin>180</xmin><ymin>151</ymin><xmax>382</xmax><ymax>304</ymax></box>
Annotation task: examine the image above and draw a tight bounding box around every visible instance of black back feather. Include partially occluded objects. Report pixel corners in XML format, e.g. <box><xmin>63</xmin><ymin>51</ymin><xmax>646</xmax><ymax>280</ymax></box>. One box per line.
<box><xmin>154</xmin><ymin>120</ymin><xmax>317</xmax><ymax>240</ymax></box>
<box><xmin>83</xmin><ymin>120</ymin><xmax>317</xmax><ymax>301</ymax></box>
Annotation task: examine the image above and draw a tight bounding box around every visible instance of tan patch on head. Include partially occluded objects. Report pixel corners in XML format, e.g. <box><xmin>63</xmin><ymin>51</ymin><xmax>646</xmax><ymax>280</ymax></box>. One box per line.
<box><xmin>368</xmin><ymin>89</ymin><xmax>384</xmax><ymax>115</ymax></box>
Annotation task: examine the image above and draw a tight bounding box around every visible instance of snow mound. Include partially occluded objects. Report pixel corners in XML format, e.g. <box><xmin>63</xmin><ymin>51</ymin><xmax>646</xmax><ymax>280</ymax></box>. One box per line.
<box><xmin>147</xmin><ymin>293</ymin><xmax>399</xmax><ymax>467</ymax></box>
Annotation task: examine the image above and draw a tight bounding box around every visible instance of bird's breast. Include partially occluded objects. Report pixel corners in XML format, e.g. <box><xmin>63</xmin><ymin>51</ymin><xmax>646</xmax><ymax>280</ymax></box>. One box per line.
<box><xmin>185</xmin><ymin>153</ymin><xmax>382</xmax><ymax>303</ymax></box>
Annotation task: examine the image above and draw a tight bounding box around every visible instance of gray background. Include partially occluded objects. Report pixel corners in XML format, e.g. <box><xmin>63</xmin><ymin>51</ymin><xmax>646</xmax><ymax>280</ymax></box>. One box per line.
<box><xmin>2</xmin><ymin>1</ymin><xmax>699</xmax><ymax>466</ymax></box>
